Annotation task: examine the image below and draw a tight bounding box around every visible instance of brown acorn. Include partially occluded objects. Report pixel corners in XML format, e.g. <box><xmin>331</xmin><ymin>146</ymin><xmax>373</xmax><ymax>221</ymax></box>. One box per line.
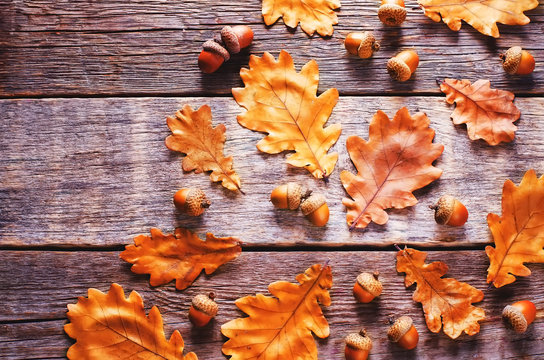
<box><xmin>500</xmin><ymin>46</ymin><xmax>535</xmax><ymax>75</ymax></box>
<box><xmin>198</xmin><ymin>25</ymin><xmax>254</xmax><ymax>73</ymax></box>
<box><xmin>387</xmin><ymin>50</ymin><xmax>419</xmax><ymax>82</ymax></box>
<box><xmin>173</xmin><ymin>188</ymin><xmax>211</xmax><ymax>216</ymax></box>
<box><xmin>188</xmin><ymin>293</ymin><xmax>218</xmax><ymax>327</ymax></box>
<box><xmin>388</xmin><ymin>316</ymin><xmax>419</xmax><ymax>350</ymax></box>
<box><xmin>270</xmin><ymin>182</ymin><xmax>311</xmax><ymax>210</ymax></box>
<box><xmin>221</xmin><ymin>25</ymin><xmax>254</xmax><ymax>54</ymax></box>
<box><xmin>353</xmin><ymin>271</ymin><xmax>383</xmax><ymax>303</ymax></box>
<box><xmin>344</xmin><ymin>329</ymin><xmax>372</xmax><ymax>360</ymax></box>
<box><xmin>503</xmin><ymin>300</ymin><xmax>537</xmax><ymax>333</ymax></box>
<box><xmin>378</xmin><ymin>0</ymin><xmax>407</xmax><ymax>26</ymax></box>
<box><xmin>300</xmin><ymin>193</ymin><xmax>329</xmax><ymax>227</ymax></box>
<box><xmin>344</xmin><ymin>32</ymin><xmax>380</xmax><ymax>59</ymax></box>
<box><xmin>430</xmin><ymin>195</ymin><xmax>468</xmax><ymax>227</ymax></box>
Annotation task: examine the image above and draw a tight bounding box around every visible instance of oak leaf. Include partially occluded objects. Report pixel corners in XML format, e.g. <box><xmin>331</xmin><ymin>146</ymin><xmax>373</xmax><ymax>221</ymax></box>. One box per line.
<box><xmin>486</xmin><ymin>170</ymin><xmax>544</xmax><ymax>288</ymax></box>
<box><xmin>233</xmin><ymin>50</ymin><xmax>341</xmax><ymax>179</ymax></box>
<box><xmin>221</xmin><ymin>263</ymin><xmax>332</xmax><ymax>359</ymax></box>
<box><xmin>65</xmin><ymin>283</ymin><xmax>198</xmax><ymax>360</ymax></box>
<box><xmin>165</xmin><ymin>104</ymin><xmax>242</xmax><ymax>192</ymax></box>
<box><xmin>341</xmin><ymin>107</ymin><xmax>443</xmax><ymax>230</ymax></box>
<box><xmin>418</xmin><ymin>0</ymin><xmax>538</xmax><ymax>38</ymax></box>
<box><xmin>262</xmin><ymin>0</ymin><xmax>341</xmax><ymax>36</ymax></box>
<box><xmin>120</xmin><ymin>227</ymin><xmax>241</xmax><ymax>290</ymax></box>
<box><xmin>396</xmin><ymin>248</ymin><xmax>485</xmax><ymax>339</ymax></box>
<box><xmin>440</xmin><ymin>79</ymin><xmax>520</xmax><ymax>146</ymax></box>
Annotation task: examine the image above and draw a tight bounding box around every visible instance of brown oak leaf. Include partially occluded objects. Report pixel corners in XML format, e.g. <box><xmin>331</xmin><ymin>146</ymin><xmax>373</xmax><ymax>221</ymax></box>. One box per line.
<box><xmin>486</xmin><ymin>169</ymin><xmax>544</xmax><ymax>288</ymax></box>
<box><xmin>396</xmin><ymin>248</ymin><xmax>485</xmax><ymax>339</ymax></box>
<box><xmin>120</xmin><ymin>228</ymin><xmax>241</xmax><ymax>290</ymax></box>
<box><xmin>341</xmin><ymin>107</ymin><xmax>443</xmax><ymax>230</ymax></box>
<box><xmin>221</xmin><ymin>263</ymin><xmax>332</xmax><ymax>359</ymax></box>
<box><xmin>233</xmin><ymin>50</ymin><xmax>341</xmax><ymax>179</ymax></box>
<box><xmin>418</xmin><ymin>0</ymin><xmax>538</xmax><ymax>38</ymax></box>
<box><xmin>262</xmin><ymin>0</ymin><xmax>341</xmax><ymax>36</ymax></box>
<box><xmin>165</xmin><ymin>104</ymin><xmax>242</xmax><ymax>192</ymax></box>
<box><xmin>65</xmin><ymin>283</ymin><xmax>198</xmax><ymax>360</ymax></box>
<box><xmin>440</xmin><ymin>79</ymin><xmax>520</xmax><ymax>146</ymax></box>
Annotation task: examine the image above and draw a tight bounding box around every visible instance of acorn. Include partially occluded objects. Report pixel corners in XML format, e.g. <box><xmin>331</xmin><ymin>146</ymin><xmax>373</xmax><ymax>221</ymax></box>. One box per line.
<box><xmin>387</xmin><ymin>50</ymin><xmax>419</xmax><ymax>82</ymax></box>
<box><xmin>270</xmin><ymin>182</ymin><xmax>311</xmax><ymax>210</ymax></box>
<box><xmin>500</xmin><ymin>46</ymin><xmax>535</xmax><ymax>75</ymax></box>
<box><xmin>188</xmin><ymin>293</ymin><xmax>218</xmax><ymax>327</ymax></box>
<box><xmin>353</xmin><ymin>271</ymin><xmax>383</xmax><ymax>303</ymax></box>
<box><xmin>378</xmin><ymin>0</ymin><xmax>407</xmax><ymax>26</ymax></box>
<box><xmin>430</xmin><ymin>195</ymin><xmax>468</xmax><ymax>227</ymax></box>
<box><xmin>198</xmin><ymin>25</ymin><xmax>254</xmax><ymax>73</ymax></box>
<box><xmin>173</xmin><ymin>188</ymin><xmax>211</xmax><ymax>216</ymax></box>
<box><xmin>344</xmin><ymin>329</ymin><xmax>372</xmax><ymax>360</ymax></box>
<box><xmin>221</xmin><ymin>25</ymin><xmax>254</xmax><ymax>55</ymax></box>
<box><xmin>503</xmin><ymin>300</ymin><xmax>537</xmax><ymax>333</ymax></box>
<box><xmin>300</xmin><ymin>193</ymin><xmax>329</xmax><ymax>227</ymax></box>
<box><xmin>344</xmin><ymin>32</ymin><xmax>380</xmax><ymax>59</ymax></box>
<box><xmin>388</xmin><ymin>316</ymin><xmax>419</xmax><ymax>350</ymax></box>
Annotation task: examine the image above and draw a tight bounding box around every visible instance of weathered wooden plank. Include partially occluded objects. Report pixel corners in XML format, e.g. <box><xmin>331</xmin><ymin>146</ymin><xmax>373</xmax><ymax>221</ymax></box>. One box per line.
<box><xmin>1</xmin><ymin>250</ymin><xmax>543</xmax><ymax>359</ymax></box>
<box><xmin>1</xmin><ymin>97</ymin><xmax>543</xmax><ymax>247</ymax></box>
<box><xmin>0</xmin><ymin>0</ymin><xmax>542</xmax><ymax>96</ymax></box>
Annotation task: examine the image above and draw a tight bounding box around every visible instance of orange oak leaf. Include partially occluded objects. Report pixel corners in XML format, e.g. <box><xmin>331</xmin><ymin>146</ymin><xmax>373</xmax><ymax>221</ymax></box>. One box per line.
<box><xmin>418</xmin><ymin>0</ymin><xmax>538</xmax><ymax>38</ymax></box>
<box><xmin>486</xmin><ymin>170</ymin><xmax>544</xmax><ymax>288</ymax></box>
<box><xmin>120</xmin><ymin>227</ymin><xmax>241</xmax><ymax>290</ymax></box>
<box><xmin>262</xmin><ymin>0</ymin><xmax>341</xmax><ymax>36</ymax></box>
<box><xmin>396</xmin><ymin>248</ymin><xmax>485</xmax><ymax>339</ymax></box>
<box><xmin>165</xmin><ymin>104</ymin><xmax>242</xmax><ymax>192</ymax></box>
<box><xmin>233</xmin><ymin>50</ymin><xmax>341</xmax><ymax>180</ymax></box>
<box><xmin>65</xmin><ymin>283</ymin><xmax>198</xmax><ymax>360</ymax></box>
<box><xmin>440</xmin><ymin>79</ymin><xmax>520</xmax><ymax>146</ymax></box>
<box><xmin>341</xmin><ymin>107</ymin><xmax>443</xmax><ymax>230</ymax></box>
<box><xmin>221</xmin><ymin>263</ymin><xmax>332</xmax><ymax>359</ymax></box>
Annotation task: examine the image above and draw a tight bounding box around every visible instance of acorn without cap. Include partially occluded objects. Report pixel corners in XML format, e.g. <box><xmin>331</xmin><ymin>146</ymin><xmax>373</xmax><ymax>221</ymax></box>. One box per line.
<box><xmin>173</xmin><ymin>188</ymin><xmax>211</xmax><ymax>216</ymax></box>
<box><xmin>270</xmin><ymin>182</ymin><xmax>310</xmax><ymax>210</ymax></box>
<box><xmin>387</xmin><ymin>50</ymin><xmax>419</xmax><ymax>82</ymax></box>
<box><xmin>500</xmin><ymin>46</ymin><xmax>535</xmax><ymax>75</ymax></box>
<box><xmin>300</xmin><ymin>193</ymin><xmax>329</xmax><ymax>227</ymax></box>
<box><xmin>378</xmin><ymin>0</ymin><xmax>407</xmax><ymax>26</ymax></box>
<box><xmin>344</xmin><ymin>32</ymin><xmax>380</xmax><ymax>59</ymax></box>
<box><xmin>344</xmin><ymin>329</ymin><xmax>372</xmax><ymax>360</ymax></box>
<box><xmin>353</xmin><ymin>271</ymin><xmax>383</xmax><ymax>303</ymax></box>
<box><xmin>188</xmin><ymin>293</ymin><xmax>218</xmax><ymax>327</ymax></box>
<box><xmin>430</xmin><ymin>195</ymin><xmax>468</xmax><ymax>227</ymax></box>
<box><xmin>388</xmin><ymin>316</ymin><xmax>419</xmax><ymax>350</ymax></box>
<box><xmin>502</xmin><ymin>300</ymin><xmax>537</xmax><ymax>333</ymax></box>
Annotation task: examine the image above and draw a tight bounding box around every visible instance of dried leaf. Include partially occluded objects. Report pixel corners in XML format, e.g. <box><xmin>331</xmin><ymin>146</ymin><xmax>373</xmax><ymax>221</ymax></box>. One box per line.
<box><xmin>65</xmin><ymin>283</ymin><xmax>198</xmax><ymax>360</ymax></box>
<box><xmin>418</xmin><ymin>0</ymin><xmax>538</xmax><ymax>38</ymax></box>
<box><xmin>221</xmin><ymin>263</ymin><xmax>332</xmax><ymax>359</ymax></box>
<box><xmin>120</xmin><ymin>228</ymin><xmax>241</xmax><ymax>290</ymax></box>
<box><xmin>396</xmin><ymin>248</ymin><xmax>485</xmax><ymax>339</ymax></box>
<box><xmin>341</xmin><ymin>107</ymin><xmax>443</xmax><ymax>230</ymax></box>
<box><xmin>262</xmin><ymin>0</ymin><xmax>341</xmax><ymax>36</ymax></box>
<box><xmin>233</xmin><ymin>50</ymin><xmax>341</xmax><ymax>179</ymax></box>
<box><xmin>165</xmin><ymin>104</ymin><xmax>242</xmax><ymax>192</ymax></box>
<box><xmin>440</xmin><ymin>79</ymin><xmax>520</xmax><ymax>146</ymax></box>
<box><xmin>486</xmin><ymin>170</ymin><xmax>544</xmax><ymax>288</ymax></box>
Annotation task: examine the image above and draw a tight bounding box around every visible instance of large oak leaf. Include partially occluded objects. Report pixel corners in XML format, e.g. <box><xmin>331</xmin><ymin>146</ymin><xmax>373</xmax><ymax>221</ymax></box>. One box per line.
<box><xmin>486</xmin><ymin>169</ymin><xmax>544</xmax><ymax>288</ymax></box>
<box><xmin>341</xmin><ymin>107</ymin><xmax>443</xmax><ymax>230</ymax></box>
<box><xmin>262</xmin><ymin>0</ymin><xmax>341</xmax><ymax>36</ymax></box>
<box><xmin>221</xmin><ymin>263</ymin><xmax>332</xmax><ymax>359</ymax></box>
<box><xmin>397</xmin><ymin>248</ymin><xmax>485</xmax><ymax>339</ymax></box>
<box><xmin>165</xmin><ymin>104</ymin><xmax>242</xmax><ymax>192</ymax></box>
<box><xmin>233</xmin><ymin>50</ymin><xmax>341</xmax><ymax>179</ymax></box>
<box><xmin>120</xmin><ymin>228</ymin><xmax>241</xmax><ymax>290</ymax></box>
<box><xmin>440</xmin><ymin>79</ymin><xmax>520</xmax><ymax>146</ymax></box>
<box><xmin>418</xmin><ymin>0</ymin><xmax>538</xmax><ymax>38</ymax></box>
<box><xmin>65</xmin><ymin>283</ymin><xmax>198</xmax><ymax>360</ymax></box>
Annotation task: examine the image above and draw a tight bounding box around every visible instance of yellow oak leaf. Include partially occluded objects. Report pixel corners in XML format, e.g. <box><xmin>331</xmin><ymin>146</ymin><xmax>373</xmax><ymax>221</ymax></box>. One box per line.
<box><xmin>221</xmin><ymin>263</ymin><xmax>332</xmax><ymax>359</ymax></box>
<box><xmin>262</xmin><ymin>0</ymin><xmax>341</xmax><ymax>36</ymax></box>
<box><xmin>486</xmin><ymin>170</ymin><xmax>544</xmax><ymax>288</ymax></box>
<box><xmin>396</xmin><ymin>248</ymin><xmax>485</xmax><ymax>339</ymax></box>
<box><xmin>65</xmin><ymin>283</ymin><xmax>198</xmax><ymax>360</ymax></box>
<box><xmin>120</xmin><ymin>228</ymin><xmax>241</xmax><ymax>290</ymax></box>
<box><xmin>233</xmin><ymin>50</ymin><xmax>341</xmax><ymax>179</ymax></box>
<box><xmin>418</xmin><ymin>0</ymin><xmax>538</xmax><ymax>38</ymax></box>
<box><xmin>165</xmin><ymin>104</ymin><xmax>242</xmax><ymax>192</ymax></box>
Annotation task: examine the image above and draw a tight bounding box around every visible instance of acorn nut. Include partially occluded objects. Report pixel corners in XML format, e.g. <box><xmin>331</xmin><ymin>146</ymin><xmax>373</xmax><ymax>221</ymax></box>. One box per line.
<box><xmin>198</xmin><ymin>25</ymin><xmax>254</xmax><ymax>73</ymax></box>
<box><xmin>270</xmin><ymin>182</ymin><xmax>311</xmax><ymax>210</ymax></box>
<box><xmin>430</xmin><ymin>195</ymin><xmax>468</xmax><ymax>227</ymax></box>
<box><xmin>387</xmin><ymin>50</ymin><xmax>419</xmax><ymax>82</ymax></box>
<box><xmin>188</xmin><ymin>293</ymin><xmax>218</xmax><ymax>327</ymax></box>
<box><xmin>344</xmin><ymin>329</ymin><xmax>372</xmax><ymax>360</ymax></box>
<box><xmin>300</xmin><ymin>193</ymin><xmax>329</xmax><ymax>227</ymax></box>
<box><xmin>388</xmin><ymin>316</ymin><xmax>419</xmax><ymax>350</ymax></box>
<box><xmin>500</xmin><ymin>46</ymin><xmax>535</xmax><ymax>75</ymax></box>
<box><xmin>173</xmin><ymin>188</ymin><xmax>211</xmax><ymax>216</ymax></box>
<box><xmin>344</xmin><ymin>32</ymin><xmax>380</xmax><ymax>59</ymax></box>
<box><xmin>353</xmin><ymin>271</ymin><xmax>383</xmax><ymax>303</ymax></box>
<box><xmin>378</xmin><ymin>0</ymin><xmax>407</xmax><ymax>26</ymax></box>
<box><xmin>503</xmin><ymin>300</ymin><xmax>537</xmax><ymax>333</ymax></box>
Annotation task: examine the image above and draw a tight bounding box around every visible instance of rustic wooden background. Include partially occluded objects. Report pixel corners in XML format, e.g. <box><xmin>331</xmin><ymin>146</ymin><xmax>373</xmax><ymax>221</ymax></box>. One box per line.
<box><xmin>1</xmin><ymin>0</ymin><xmax>543</xmax><ymax>359</ymax></box>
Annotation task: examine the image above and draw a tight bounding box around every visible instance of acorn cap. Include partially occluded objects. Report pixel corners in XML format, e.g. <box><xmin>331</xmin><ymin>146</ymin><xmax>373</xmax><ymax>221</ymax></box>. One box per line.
<box><xmin>387</xmin><ymin>57</ymin><xmax>412</xmax><ymax>81</ymax></box>
<box><xmin>388</xmin><ymin>316</ymin><xmax>413</xmax><ymax>342</ymax></box>
<box><xmin>345</xmin><ymin>330</ymin><xmax>372</xmax><ymax>351</ymax></box>
<box><xmin>503</xmin><ymin>305</ymin><xmax>528</xmax><ymax>333</ymax></box>
<box><xmin>286</xmin><ymin>182</ymin><xmax>308</xmax><ymax>210</ymax></box>
<box><xmin>357</xmin><ymin>32</ymin><xmax>380</xmax><ymax>59</ymax></box>
<box><xmin>501</xmin><ymin>46</ymin><xmax>522</xmax><ymax>75</ymax></box>
<box><xmin>202</xmin><ymin>40</ymin><xmax>230</xmax><ymax>61</ymax></box>
<box><xmin>378</xmin><ymin>4</ymin><xmax>407</xmax><ymax>26</ymax></box>
<box><xmin>300</xmin><ymin>193</ymin><xmax>326</xmax><ymax>215</ymax></box>
<box><xmin>186</xmin><ymin>188</ymin><xmax>211</xmax><ymax>216</ymax></box>
<box><xmin>432</xmin><ymin>195</ymin><xmax>455</xmax><ymax>225</ymax></box>
<box><xmin>192</xmin><ymin>294</ymin><xmax>218</xmax><ymax>317</ymax></box>
<box><xmin>356</xmin><ymin>272</ymin><xmax>383</xmax><ymax>297</ymax></box>
<box><xmin>221</xmin><ymin>26</ymin><xmax>241</xmax><ymax>54</ymax></box>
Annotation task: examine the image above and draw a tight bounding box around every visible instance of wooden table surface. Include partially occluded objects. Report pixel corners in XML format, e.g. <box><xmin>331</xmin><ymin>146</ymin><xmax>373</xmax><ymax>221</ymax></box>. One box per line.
<box><xmin>1</xmin><ymin>1</ymin><xmax>543</xmax><ymax>359</ymax></box>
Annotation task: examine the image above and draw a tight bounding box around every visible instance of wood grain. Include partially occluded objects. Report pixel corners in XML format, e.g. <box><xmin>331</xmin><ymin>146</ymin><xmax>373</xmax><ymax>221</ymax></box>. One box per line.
<box><xmin>1</xmin><ymin>97</ymin><xmax>543</xmax><ymax>248</ymax></box>
<box><xmin>0</xmin><ymin>0</ymin><xmax>542</xmax><ymax>97</ymax></box>
<box><xmin>1</xmin><ymin>250</ymin><xmax>543</xmax><ymax>359</ymax></box>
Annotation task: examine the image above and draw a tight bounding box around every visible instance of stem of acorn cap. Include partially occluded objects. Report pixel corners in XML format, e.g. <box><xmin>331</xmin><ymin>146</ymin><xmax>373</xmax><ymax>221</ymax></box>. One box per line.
<box><xmin>208</xmin><ymin>292</ymin><xmax>215</xmax><ymax>300</ymax></box>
